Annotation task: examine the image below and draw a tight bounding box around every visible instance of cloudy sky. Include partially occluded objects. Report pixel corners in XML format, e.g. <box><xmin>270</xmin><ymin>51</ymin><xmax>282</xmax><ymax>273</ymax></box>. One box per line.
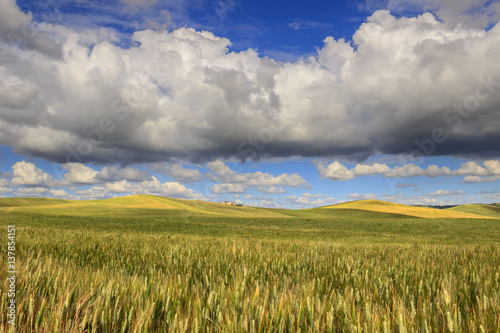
<box><xmin>1</xmin><ymin>0</ymin><xmax>500</xmax><ymax>208</ymax></box>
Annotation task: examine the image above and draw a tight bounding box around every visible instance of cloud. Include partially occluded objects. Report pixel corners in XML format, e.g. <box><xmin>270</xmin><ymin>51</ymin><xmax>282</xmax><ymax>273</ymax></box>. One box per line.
<box><xmin>0</xmin><ymin>187</ymin><xmax>13</xmax><ymax>194</ymax></box>
<box><xmin>206</xmin><ymin>160</ymin><xmax>306</xmax><ymax>188</ymax></box>
<box><xmin>206</xmin><ymin>160</ymin><xmax>248</xmax><ymax>183</ymax></box>
<box><xmin>120</xmin><ymin>0</ymin><xmax>158</xmax><ymax>9</ymax></box>
<box><xmin>209</xmin><ymin>183</ymin><xmax>247</xmax><ymax>194</ymax></box>
<box><xmin>119</xmin><ymin>177</ymin><xmax>203</xmax><ymax>198</ymax></box>
<box><xmin>302</xmin><ymin>192</ymin><xmax>323</xmax><ymax>198</ymax></box>
<box><xmin>359</xmin><ymin>0</ymin><xmax>500</xmax><ymax>28</ymax></box>
<box><xmin>246</xmin><ymin>198</ymin><xmax>283</xmax><ymax>208</ymax></box>
<box><xmin>452</xmin><ymin>161</ymin><xmax>489</xmax><ymax>176</ymax></box>
<box><xmin>2</xmin><ymin>8</ymin><xmax>500</xmax><ymax>164</ymax></box>
<box><xmin>462</xmin><ymin>176</ymin><xmax>499</xmax><ymax>183</ymax></box>
<box><xmin>243</xmin><ymin>194</ymin><xmax>273</xmax><ymax>201</ymax></box>
<box><xmin>288</xmin><ymin>20</ymin><xmax>334</xmax><ymax>31</ymax></box>
<box><xmin>407</xmin><ymin>196</ymin><xmax>438</xmax><ymax>205</ymax></box>
<box><xmin>0</xmin><ymin>0</ymin><xmax>63</xmax><ymax>59</ymax></box>
<box><xmin>149</xmin><ymin>180</ymin><xmax>202</xmax><ymax>199</ymax></box>
<box><xmin>490</xmin><ymin>194</ymin><xmax>500</xmax><ymax>200</ymax></box>
<box><xmin>289</xmin><ymin>21</ymin><xmax>301</xmax><ymax>30</ymax></box>
<box><xmin>105</xmin><ymin>180</ymin><xmax>138</xmax><ymax>193</ymax></box>
<box><xmin>62</xmin><ymin>163</ymin><xmax>100</xmax><ymax>185</ymax></box>
<box><xmin>315</xmin><ymin>160</ymin><xmax>500</xmax><ymax>181</ymax></box>
<box><xmin>256</xmin><ymin>186</ymin><xmax>287</xmax><ymax>194</ymax></box>
<box><xmin>309</xmin><ymin>197</ymin><xmax>338</xmax><ymax>207</ymax></box>
<box><xmin>2</xmin><ymin>158</ymin><xmax>305</xmax><ymax>201</ymax></box>
<box><xmin>49</xmin><ymin>189</ymin><xmax>77</xmax><ymax>199</ymax></box>
<box><xmin>0</xmin><ymin>177</ymin><xmax>10</xmax><ymax>187</ymax></box>
<box><xmin>0</xmin><ymin>0</ymin><xmax>31</xmax><ymax>39</ymax></box>
<box><xmin>286</xmin><ymin>193</ymin><xmax>337</xmax><ymax>208</ymax></box>
<box><xmin>74</xmin><ymin>177</ymin><xmax>204</xmax><ymax>200</ymax></box>
<box><xmin>286</xmin><ymin>195</ymin><xmax>309</xmax><ymax>206</ymax></box>
<box><xmin>382</xmin><ymin>194</ymin><xmax>405</xmax><ymax>202</ymax></box>
<box><xmin>97</xmin><ymin>166</ymin><xmax>152</xmax><ymax>182</ymax></box>
<box><xmin>4</xmin><ymin>158</ymin><xmax>204</xmax><ymax>200</ymax></box>
<box><xmin>151</xmin><ymin>163</ymin><xmax>203</xmax><ymax>182</ymax></box>
<box><xmin>428</xmin><ymin>190</ymin><xmax>465</xmax><ymax>196</ymax></box>
<box><xmin>14</xmin><ymin>187</ymin><xmax>49</xmax><ymax>197</ymax></box>
<box><xmin>342</xmin><ymin>193</ymin><xmax>377</xmax><ymax>200</ymax></box>
<box><xmin>11</xmin><ymin>161</ymin><xmax>58</xmax><ymax>187</ymax></box>
<box><xmin>397</xmin><ymin>183</ymin><xmax>418</xmax><ymax>188</ymax></box>
<box><xmin>245</xmin><ymin>172</ymin><xmax>306</xmax><ymax>187</ymax></box>
<box><xmin>0</xmin><ymin>171</ymin><xmax>12</xmax><ymax>178</ymax></box>
<box><xmin>61</xmin><ymin>163</ymin><xmax>153</xmax><ymax>185</ymax></box>
<box><xmin>74</xmin><ymin>186</ymin><xmax>110</xmax><ymax>200</ymax></box>
<box><xmin>314</xmin><ymin>160</ymin><xmax>439</xmax><ymax>180</ymax></box>
<box><xmin>213</xmin><ymin>0</ymin><xmax>242</xmax><ymax>20</ymax></box>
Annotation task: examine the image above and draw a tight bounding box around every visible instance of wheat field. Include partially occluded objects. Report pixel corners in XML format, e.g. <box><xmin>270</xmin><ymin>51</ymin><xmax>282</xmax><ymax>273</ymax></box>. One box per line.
<box><xmin>1</xmin><ymin>197</ymin><xmax>499</xmax><ymax>332</ymax></box>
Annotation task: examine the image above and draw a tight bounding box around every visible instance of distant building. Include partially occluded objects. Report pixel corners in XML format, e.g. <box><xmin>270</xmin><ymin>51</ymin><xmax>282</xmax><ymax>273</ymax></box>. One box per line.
<box><xmin>222</xmin><ymin>201</ymin><xmax>236</xmax><ymax>206</ymax></box>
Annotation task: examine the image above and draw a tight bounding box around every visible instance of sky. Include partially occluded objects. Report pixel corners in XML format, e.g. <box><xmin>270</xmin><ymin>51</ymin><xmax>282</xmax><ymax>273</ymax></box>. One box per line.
<box><xmin>1</xmin><ymin>0</ymin><xmax>500</xmax><ymax>208</ymax></box>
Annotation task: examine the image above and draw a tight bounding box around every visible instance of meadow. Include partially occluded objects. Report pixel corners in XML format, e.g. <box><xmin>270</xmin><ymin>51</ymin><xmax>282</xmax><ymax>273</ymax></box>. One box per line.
<box><xmin>1</xmin><ymin>195</ymin><xmax>499</xmax><ymax>332</ymax></box>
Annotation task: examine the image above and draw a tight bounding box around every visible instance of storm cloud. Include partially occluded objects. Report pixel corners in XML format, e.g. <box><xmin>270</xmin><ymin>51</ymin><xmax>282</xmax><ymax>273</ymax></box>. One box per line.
<box><xmin>1</xmin><ymin>0</ymin><xmax>500</xmax><ymax>165</ymax></box>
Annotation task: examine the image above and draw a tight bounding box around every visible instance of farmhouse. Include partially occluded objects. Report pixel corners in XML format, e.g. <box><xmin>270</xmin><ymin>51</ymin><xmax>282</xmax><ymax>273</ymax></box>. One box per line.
<box><xmin>222</xmin><ymin>201</ymin><xmax>236</xmax><ymax>206</ymax></box>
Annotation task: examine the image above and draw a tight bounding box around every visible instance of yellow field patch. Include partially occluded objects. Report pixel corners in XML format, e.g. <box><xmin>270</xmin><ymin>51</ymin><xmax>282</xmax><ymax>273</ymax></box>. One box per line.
<box><xmin>325</xmin><ymin>200</ymin><xmax>490</xmax><ymax>219</ymax></box>
<box><xmin>0</xmin><ymin>207</ymin><xmax>15</xmax><ymax>213</ymax></box>
<box><xmin>447</xmin><ymin>204</ymin><xmax>500</xmax><ymax>218</ymax></box>
<box><xmin>1</xmin><ymin>195</ymin><xmax>497</xmax><ymax>219</ymax></box>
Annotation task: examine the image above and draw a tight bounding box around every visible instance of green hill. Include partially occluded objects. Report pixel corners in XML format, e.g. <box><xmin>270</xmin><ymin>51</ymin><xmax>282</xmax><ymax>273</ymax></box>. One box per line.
<box><xmin>447</xmin><ymin>204</ymin><xmax>500</xmax><ymax>219</ymax></box>
<box><xmin>322</xmin><ymin>199</ymin><xmax>488</xmax><ymax>219</ymax></box>
<box><xmin>0</xmin><ymin>197</ymin><xmax>69</xmax><ymax>207</ymax></box>
<box><xmin>0</xmin><ymin>195</ymin><xmax>291</xmax><ymax>218</ymax></box>
<box><xmin>0</xmin><ymin>195</ymin><xmax>497</xmax><ymax>219</ymax></box>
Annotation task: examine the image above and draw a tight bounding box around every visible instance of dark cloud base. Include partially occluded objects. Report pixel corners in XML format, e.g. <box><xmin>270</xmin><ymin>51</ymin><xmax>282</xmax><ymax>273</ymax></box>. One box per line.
<box><xmin>1</xmin><ymin>4</ymin><xmax>500</xmax><ymax>165</ymax></box>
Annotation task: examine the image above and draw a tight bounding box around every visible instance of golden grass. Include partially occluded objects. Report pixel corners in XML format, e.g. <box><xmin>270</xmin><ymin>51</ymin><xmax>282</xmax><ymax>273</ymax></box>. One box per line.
<box><xmin>447</xmin><ymin>204</ymin><xmax>500</xmax><ymax>219</ymax></box>
<box><xmin>0</xmin><ymin>195</ymin><xmax>292</xmax><ymax>218</ymax></box>
<box><xmin>1</xmin><ymin>196</ymin><xmax>496</xmax><ymax>219</ymax></box>
<box><xmin>1</xmin><ymin>227</ymin><xmax>499</xmax><ymax>332</ymax></box>
<box><xmin>325</xmin><ymin>200</ymin><xmax>489</xmax><ymax>219</ymax></box>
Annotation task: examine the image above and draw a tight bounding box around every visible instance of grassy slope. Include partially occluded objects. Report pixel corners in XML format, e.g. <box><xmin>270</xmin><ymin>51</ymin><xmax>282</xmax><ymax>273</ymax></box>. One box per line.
<box><xmin>1</xmin><ymin>195</ymin><xmax>499</xmax><ymax>245</ymax></box>
<box><xmin>0</xmin><ymin>195</ymin><xmax>496</xmax><ymax>219</ymax></box>
<box><xmin>447</xmin><ymin>204</ymin><xmax>500</xmax><ymax>218</ymax></box>
<box><xmin>0</xmin><ymin>195</ymin><xmax>297</xmax><ymax>218</ymax></box>
<box><xmin>2</xmin><ymin>225</ymin><xmax>499</xmax><ymax>332</ymax></box>
<box><xmin>0</xmin><ymin>197</ymin><xmax>69</xmax><ymax>207</ymax></box>
<box><xmin>1</xmin><ymin>197</ymin><xmax>499</xmax><ymax>332</ymax></box>
<box><xmin>323</xmin><ymin>199</ymin><xmax>488</xmax><ymax>219</ymax></box>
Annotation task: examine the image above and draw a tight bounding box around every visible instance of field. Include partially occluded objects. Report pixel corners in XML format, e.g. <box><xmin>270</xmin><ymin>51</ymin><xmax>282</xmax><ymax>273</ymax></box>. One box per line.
<box><xmin>1</xmin><ymin>195</ymin><xmax>499</xmax><ymax>332</ymax></box>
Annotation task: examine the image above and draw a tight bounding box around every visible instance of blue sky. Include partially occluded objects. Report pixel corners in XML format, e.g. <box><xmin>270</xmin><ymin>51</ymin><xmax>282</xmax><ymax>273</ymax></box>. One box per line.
<box><xmin>16</xmin><ymin>0</ymin><xmax>364</xmax><ymax>57</ymax></box>
<box><xmin>1</xmin><ymin>0</ymin><xmax>500</xmax><ymax>207</ymax></box>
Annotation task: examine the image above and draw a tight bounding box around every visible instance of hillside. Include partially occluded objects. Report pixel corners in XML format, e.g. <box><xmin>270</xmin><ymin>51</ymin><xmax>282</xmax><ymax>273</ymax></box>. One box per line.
<box><xmin>447</xmin><ymin>204</ymin><xmax>500</xmax><ymax>219</ymax></box>
<box><xmin>323</xmin><ymin>199</ymin><xmax>489</xmax><ymax>219</ymax></box>
<box><xmin>0</xmin><ymin>195</ymin><xmax>497</xmax><ymax>219</ymax></box>
<box><xmin>0</xmin><ymin>197</ymin><xmax>69</xmax><ymax>207</ymax></box>
<box><xmin>0</xmin><ymin>195</ymin><xmax>291</xmax><ymax>218</ymax></box>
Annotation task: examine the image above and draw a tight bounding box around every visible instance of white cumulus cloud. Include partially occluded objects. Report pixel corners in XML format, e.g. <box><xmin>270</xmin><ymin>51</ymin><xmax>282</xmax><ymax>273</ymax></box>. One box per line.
<box><xmin>255</xmin><ymin>186</ymin><xmax>287</xmax><ymax>194</ymax></box>
<box><xmin>151</xmin><ymin>163</ymin><xmax>203</xmax><ymax>182</ymax></box>
<box><xmin>315</xmin><ymin>160</ymin><xmax>500</xmax><ymax>182</ymax></box>
<box><xmin>209</xmin><ymin>183</ymin><xmax>248</xmax><ymax>194</ymax></box>
<box><xmin>11</xmin><ymin>161</ymin><xmax>58</xmax><ymax>187</ymax></box>
<box><xmin>428</xmin><ymin>190</ymin><xmax>465</xmax><ymax>196</ymax></box>
<box><xmin>2</xmin><ymin>5</ymin><xmax>500</xmax><ymax>164</ymax></box>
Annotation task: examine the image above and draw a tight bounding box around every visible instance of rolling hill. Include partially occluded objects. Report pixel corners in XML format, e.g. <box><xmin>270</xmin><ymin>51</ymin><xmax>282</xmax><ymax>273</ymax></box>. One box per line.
<box><xmin>0</xmin><ymin>195</ymin><xmax>290</xmax><ymax>218</ymax></box>
<box><xmin>446</xmin><ymin>204</ymin><xmax>500</xmax><ymax>219</ymax></box>
<box><xmin>322</xmin><ymin>199</ymin><xmax>491</xmax><ymax>219</ymax></box>
<box><xmin>0</xmin><ymin>195</ymin><xmax>498</xmax><ymax>219</ymax></box>
<box><xmin>0</xmin><ymin>197</ymin><xmax>69</xmax><ymax>207</ymax></box>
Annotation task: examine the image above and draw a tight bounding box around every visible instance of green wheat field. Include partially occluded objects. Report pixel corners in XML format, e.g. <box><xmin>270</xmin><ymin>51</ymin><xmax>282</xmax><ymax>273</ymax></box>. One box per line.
<box><xmin>1</xmin><ymin>195</ymin><xmax>500</xmax><ymax>332</ymax></box>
